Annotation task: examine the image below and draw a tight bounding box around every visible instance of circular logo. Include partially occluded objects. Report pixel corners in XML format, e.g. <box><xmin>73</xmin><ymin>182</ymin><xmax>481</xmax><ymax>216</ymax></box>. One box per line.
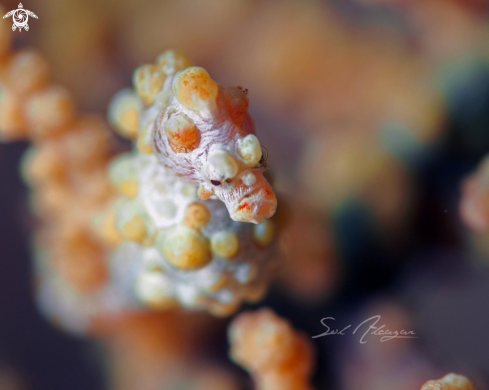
<box><xmin>2</xmin><ymin>3</ymin><xmax>38</xmax><ymax>32</ymax></box>
<box><xmin>12</xmin><ymin>9</ymin><xmax>28</xmax><ymax>29</ymax></box>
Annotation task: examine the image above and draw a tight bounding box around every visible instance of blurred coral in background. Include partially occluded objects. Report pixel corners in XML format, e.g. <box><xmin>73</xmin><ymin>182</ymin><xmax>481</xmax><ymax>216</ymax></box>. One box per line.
<box><xmin>1</xmin><ymin>0</ymin><xmax>489</xmax><ymax>389</ymax></box>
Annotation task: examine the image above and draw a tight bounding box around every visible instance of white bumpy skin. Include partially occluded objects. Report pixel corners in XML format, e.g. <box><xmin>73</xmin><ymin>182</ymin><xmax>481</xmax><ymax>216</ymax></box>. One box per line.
<box><xmin>152</xmin><ymin>66</ymin><xmax>277</xmax><ymax>224</ymax></box>
<box><xmin>96</xmin><ymin>53</ymin><xmax>281</xmax><ymax>319</ymax></box>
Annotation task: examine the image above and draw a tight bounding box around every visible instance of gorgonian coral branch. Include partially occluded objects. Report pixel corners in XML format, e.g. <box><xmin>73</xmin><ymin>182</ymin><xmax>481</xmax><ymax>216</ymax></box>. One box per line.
<box><xmin>420</xmin><ymin>373</ymin><xmax>476</xmax><ymax>390</ymax></box>
<box><xmin>0</xmin><ymin>11</ymin><xmax>281</xmax><ymax>330</ymax></box>
<box><xmin>228</xmin><ymin>308</ymin><xmax>315</xmax><ymax>390</ymax></box>
<box><xmin>104</xmin><ymin>51</ymin><xmax>280</xmax><ymax>316</ymax></box>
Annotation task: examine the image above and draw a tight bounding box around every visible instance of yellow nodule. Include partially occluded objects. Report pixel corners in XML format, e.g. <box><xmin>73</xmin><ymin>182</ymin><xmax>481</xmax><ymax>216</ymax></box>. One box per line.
<box><xmin>117</xmin><ymin>107</ymin><xmax>139</xmax><ymax>140</ymax></box>
<box><xmin>209</xmin><ymin>300</ymin><xmax>241</xmax><ymax>318</ymax></box>
<box><xmin>119</xmin><ymin>215</ymin><xmax>147</xmax><ymax>244</ymax></box>
<box><xmin>114</xmin><ymin>177</ymin><xmax>138</xmax><ymax>199</ymax></box>
<box><xmin>172</xmin><ymin>67</ymin><xmax>218</xmax><ymax>115</ymax></box>
<box><xmin>137</xmin><ymin>129</ymin><xmax>154</xmax><ymax>154</ymax></box>
<box><xmin>98</xmin><ymin>211</ymin><xmax>121</xmax><ymax>247</ymax></box>
<box><xmin>133</xmin><ymin>64</ymin><xmax>167</xmax><ymax>106</ymax></box>
<box><xmin>156</xmin><ymin>49</ymin><xmax>193</xmax><ymax>76</ymax></box>
<box><xmin>162</xmin><ymin>227</ymin><xmax>211</xmax><ymax>270</ymax></box>
<box><xmin>184</xmin><ymin>202</ymin><xmax>211</xmax><ymax>230</ymax></box>
<box><xmin>211</xmin><ymin>231</ymin><xmax>239</xmax><ymax>259</ymax></box>
<box><xmin>253</xmin><ymin>219</ymin><xmax>275</xmax><ymax>247</ymax></box>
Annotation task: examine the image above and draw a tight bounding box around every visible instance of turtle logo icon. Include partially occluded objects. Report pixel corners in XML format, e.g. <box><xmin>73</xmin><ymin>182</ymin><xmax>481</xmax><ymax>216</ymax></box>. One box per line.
<box><xmin>2</xmin><ymin>3</ymin><xmax>38</xmax><ymax>32</ymax></box>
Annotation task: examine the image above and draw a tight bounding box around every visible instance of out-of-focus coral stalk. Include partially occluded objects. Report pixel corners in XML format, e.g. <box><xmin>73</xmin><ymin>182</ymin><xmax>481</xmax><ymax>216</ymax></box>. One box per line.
<box><xmin>460</xmin><ymin>156</ymin><xmax>489</xmax><ymax>232</ymax></box>
<box><xmin>228</xmin><ymin>308</ymin><xmax>315</xmax><ymax>390</ymax></box>
<box><xmin>420</xmin><ymin>373</ymin><xmax>476</xmax><ymax>390</ymax></box>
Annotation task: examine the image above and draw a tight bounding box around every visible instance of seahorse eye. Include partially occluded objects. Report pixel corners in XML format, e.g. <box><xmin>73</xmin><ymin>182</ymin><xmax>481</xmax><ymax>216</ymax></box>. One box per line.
<box><xmin>210</xmin><ymin>180</ymin><xmax>221</xmax><ymax>186</ymax></box>
<box><xmin>255</xmin><ymin>146</ymin><xmax>268</xmax><ymax>169</ymax></box>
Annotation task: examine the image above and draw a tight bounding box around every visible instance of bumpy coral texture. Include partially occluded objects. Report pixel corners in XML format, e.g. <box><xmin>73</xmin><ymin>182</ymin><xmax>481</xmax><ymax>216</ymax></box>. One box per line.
<box><xmin>0</xmin><ymin>15</ymin><xmax>116</xmax><ymax>332</ymax></box>
<box><xmin>420</xmin><ymin>373</ymin><xmax>476</xmax><ymax>390</ymax></box>
<box><xmin>151</xmin><ymin>65</ymin><xmax>277</xmax><ymax>224</ymax></box>
<box><xmin>103</xmin><ymin>51</ymin><xmax>280</xmax><ymax>318</ymax></box>
<box><xmin>0</xmin><ymin>11</ymin><xmax>280</xmax><ymax>331</ymax></box>
<box><xmin>228</xmin><ymin>308</ymin><xmax>315</xmax><ymax>390</ymax></box>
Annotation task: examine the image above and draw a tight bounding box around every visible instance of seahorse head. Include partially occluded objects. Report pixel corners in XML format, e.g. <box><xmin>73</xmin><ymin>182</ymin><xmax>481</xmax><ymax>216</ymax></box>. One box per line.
<box><xmin>152</xmin><ymin>66</ymin><xmax>277</xmax><ymax>224</ymax></box>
